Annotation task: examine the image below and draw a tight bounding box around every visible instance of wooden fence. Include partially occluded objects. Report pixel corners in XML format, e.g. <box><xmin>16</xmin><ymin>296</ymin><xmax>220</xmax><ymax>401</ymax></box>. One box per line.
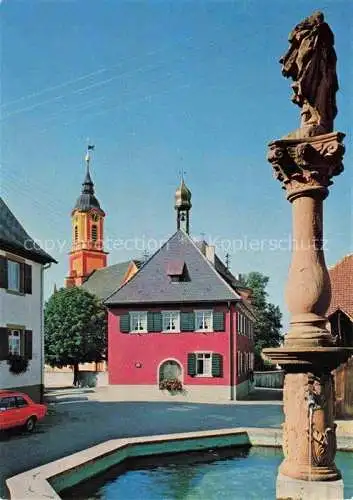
<box><xmin>254</xmin><ymin>370</ymin><xmax>284</xmax><ymax>388</ymax></box>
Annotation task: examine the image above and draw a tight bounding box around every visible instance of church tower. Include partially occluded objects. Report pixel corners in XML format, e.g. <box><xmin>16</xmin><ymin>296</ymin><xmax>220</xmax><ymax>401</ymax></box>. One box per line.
<box><xmin>65</xmin><ymin>146</ymin><xmax>108</xmax><ymax>287</ymax></box>
<box><xmin>174</xmin><ymin>176</ymin><xmax>192</xmax><ymax>234</ymax></box>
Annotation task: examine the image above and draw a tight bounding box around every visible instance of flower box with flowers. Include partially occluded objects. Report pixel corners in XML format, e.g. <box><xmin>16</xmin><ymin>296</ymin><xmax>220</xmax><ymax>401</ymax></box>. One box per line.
<box><xmin>159</xmin><ymin>378</ymin><xmax>183</xmax><ymax>393</ymax></box>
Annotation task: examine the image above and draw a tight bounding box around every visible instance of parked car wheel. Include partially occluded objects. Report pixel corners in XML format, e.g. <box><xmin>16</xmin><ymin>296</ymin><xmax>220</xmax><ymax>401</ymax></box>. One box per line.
<box><xmin>25</xmin><ymin>416</ymin><xmax>37</xmax><ymax>433</ymax></box>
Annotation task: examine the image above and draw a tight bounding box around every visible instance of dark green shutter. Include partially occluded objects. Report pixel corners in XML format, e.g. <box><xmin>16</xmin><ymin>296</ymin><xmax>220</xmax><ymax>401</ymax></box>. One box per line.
<box><xmin>181</xmin><ymin>312</ymin><xmax>195</xmax><ymax>332</ymax></box>
<box><xmin>24</xmin><ymin>264</ymin><xmax>32</xmax><ymax>294</ymax></box>
<box><xmin>147</xmin><ymin>312</ymin><xmax>154</xmax><ymax>332</ymax></box>
<box><xmin>19</xmin><ymin>263</ymin><xmax>25</xmax><ymax>293</ymax></box>
<box><xmin>0</xmin><ymin>327</ymin><xmax>8</xmax><ymax>360</ymax></box>
<box><xmin>212</xmin><ymin>353</ymin><xmax>223</xmax><ymax>377</ymax></box>
<box><xmin>213</xmin><ymin>311</ymin><xmax>225</xmax><ymax>332</ymax></box>
<box><xmin>25</xmin><ymin>330</ymin><xmax>33</xmax><ymax>360</ymax></box>
<box><xmin>147</xmin><ymin>312</ymin><xmax>163</xmax><ymax>332</ymax></box>
<box><xmin>0</xmin><ymin>257</ymin><xmax>8</xmax><ymax>289</ymax></box>
<box><xmin>153</xmin><ymin>312</ymin><xmax>162</xmax><ymax>332</ymax></box>
<box><xmin>187</xmin><ymin>353</ymin><xmax>196</xmax><ymax>376</ymax></box>
<box><xmin>120</xmin><ymin>313</ymin><xmax>130</xmax><ymax>333</ymax></box>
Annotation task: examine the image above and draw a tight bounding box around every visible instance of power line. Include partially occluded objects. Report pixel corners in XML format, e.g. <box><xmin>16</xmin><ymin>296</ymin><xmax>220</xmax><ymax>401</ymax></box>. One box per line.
<box><xmin>1</xmin><ymin>37</ymin><xmax>223</xmax><ymax>121</ymax></box>
<box><xmin>0</xmin><ymin>34</ymin><xmax>197</xmax><ymax>110</ymax></box>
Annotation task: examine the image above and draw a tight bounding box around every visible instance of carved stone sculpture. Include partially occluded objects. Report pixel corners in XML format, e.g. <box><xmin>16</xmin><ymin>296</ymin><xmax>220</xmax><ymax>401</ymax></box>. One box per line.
<box><xmin>280</xmin><ymin>11</ymin><xmax>338</xmax><ymax>138</ymax></box>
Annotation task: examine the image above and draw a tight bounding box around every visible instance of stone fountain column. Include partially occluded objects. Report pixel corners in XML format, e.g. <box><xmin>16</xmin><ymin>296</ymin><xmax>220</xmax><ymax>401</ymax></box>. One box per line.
<box><xmin>263</xmin><ymin>132</ymin><xmax>349</xmax><ymax>499</ymax></box>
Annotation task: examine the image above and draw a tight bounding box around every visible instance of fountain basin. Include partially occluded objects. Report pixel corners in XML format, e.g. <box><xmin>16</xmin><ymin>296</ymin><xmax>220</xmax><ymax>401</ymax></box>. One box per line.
<box><xmin>6</xmin><ymin>427</ymin><xmax>353</xmax><ymax>500</ymax></box>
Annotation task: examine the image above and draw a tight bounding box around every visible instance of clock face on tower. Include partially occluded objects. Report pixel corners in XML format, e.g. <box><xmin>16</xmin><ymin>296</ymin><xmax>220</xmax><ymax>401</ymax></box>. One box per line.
<box><xmin>91</xmin><ymin>213</ymin><xmax>99</xmax><ymax>222</ymax></box>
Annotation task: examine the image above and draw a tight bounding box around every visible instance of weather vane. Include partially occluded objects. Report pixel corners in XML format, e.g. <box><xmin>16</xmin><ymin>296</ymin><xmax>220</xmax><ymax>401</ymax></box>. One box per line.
<box><xmin>85</xmin><ymin>143</ymin><xmax>95</xmax><ymax>170</ymax></box>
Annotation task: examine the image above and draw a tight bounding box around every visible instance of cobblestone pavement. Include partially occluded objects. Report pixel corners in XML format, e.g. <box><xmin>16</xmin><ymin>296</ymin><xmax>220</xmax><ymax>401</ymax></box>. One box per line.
<box><xmin>0</xmin><ymin>390</ymin><xmax>283</xmax><ymax>498</ymax></box>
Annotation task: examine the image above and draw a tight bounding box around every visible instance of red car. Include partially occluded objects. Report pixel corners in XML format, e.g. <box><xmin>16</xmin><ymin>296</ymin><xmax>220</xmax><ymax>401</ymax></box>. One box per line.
<box><xmin>0</xmin><ymin>391</ymin><xmax>47</xmax><ymax>432</ymax></box>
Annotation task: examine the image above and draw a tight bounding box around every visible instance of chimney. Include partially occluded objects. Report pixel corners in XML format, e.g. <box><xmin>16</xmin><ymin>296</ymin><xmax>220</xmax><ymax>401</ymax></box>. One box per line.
<box><xmin>205</xmin><ymin>244</ymin><xmax>215</xmax><ymax>265</ymax></box>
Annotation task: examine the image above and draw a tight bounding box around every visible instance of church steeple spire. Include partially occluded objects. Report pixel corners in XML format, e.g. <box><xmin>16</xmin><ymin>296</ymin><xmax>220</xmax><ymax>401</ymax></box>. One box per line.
<box><xmin>174</xmin><ymin>173</ymin><xmax>192</xmax><ymax>234</ymax></box>
<box><xmin>65</xmin><ymin>144</ymin><xmax>107</xmax><ymax>288</ymax></box>
<box><xmin>82</xmin><ymin>145</ymin><xmax>95</xmax><ymax>194</ymax></box>
<box><xmin>73</xmin><ymin>145</ymin><xmax>103</xmax><ymax>214</ymax></box>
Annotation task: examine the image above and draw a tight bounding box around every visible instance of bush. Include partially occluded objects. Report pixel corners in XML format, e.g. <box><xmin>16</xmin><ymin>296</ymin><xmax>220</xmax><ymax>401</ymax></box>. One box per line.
<box><xmin>159</xmin><ymin>378</ymin><xmax>183</xmax><ymax>393</ymax></box>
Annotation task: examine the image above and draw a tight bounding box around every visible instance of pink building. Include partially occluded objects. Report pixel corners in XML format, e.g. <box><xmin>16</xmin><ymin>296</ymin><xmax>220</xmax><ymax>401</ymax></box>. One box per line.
<box><xmin>104</xmin><ymin>181</ymin><xmax>256</xmax><ymax>401</ymax></box>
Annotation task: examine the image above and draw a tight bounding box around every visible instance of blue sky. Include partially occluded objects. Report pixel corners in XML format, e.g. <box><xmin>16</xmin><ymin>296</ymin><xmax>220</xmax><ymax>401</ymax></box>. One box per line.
<box><xmin>1</xmin><ymin>1</ymin><xmax>352</xmax><ymax>329</ymax></box>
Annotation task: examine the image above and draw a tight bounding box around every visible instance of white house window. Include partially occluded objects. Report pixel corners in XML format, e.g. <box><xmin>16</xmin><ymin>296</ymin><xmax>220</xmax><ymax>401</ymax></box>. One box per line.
<box><xmin>162</xmin><ymin>311</ymin><xmax>180</xmax><ymax>332</ymax></box>
<box><xmin>130</xmin><ymin>312</ymin><xmax>147</xmax><ymax>333</ymax></box>
<box><xmin>195</xmin><ymin>353</ymin><xmax>212</xmax><ymax>376</ymax></box>
<box><xmin>8</xmin><ymin>330</ymin><xmax>22</xmax><ymax>355</ymax></box>
<box><xmin>8</xmin><ymin>260</ymin><xmax>20</xmax><ymax>292</ymax></box>
<box><xmin>195</xmin><ymin>310</ymin><xmax>213</xmax><ymax>332</ymax></box>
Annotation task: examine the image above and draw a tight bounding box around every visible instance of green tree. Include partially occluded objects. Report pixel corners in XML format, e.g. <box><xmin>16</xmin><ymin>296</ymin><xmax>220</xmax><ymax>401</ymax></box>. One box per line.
<box><xmin>239</xmin><ymin>272</ymin><xmax>283</xmax><ymax>369</ymax></box>
<box><xmin>44</xmin><ymin>287</ymin><xmax>106</xmax><ymax>384</ymax></box>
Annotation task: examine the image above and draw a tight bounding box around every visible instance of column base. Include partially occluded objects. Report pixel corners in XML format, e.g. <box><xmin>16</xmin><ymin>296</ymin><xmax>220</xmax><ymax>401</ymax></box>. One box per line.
<box><xmin>277</xmin><ymin>473</ymin><xmax>344</xmax><ymax>500</ymax></box>
<box><xmin>280</xmin><ymin>460</ymin><xmax>341</xmax><ymax>481</ymax></box>
<box><xmin>285</xmin><ymin>313</ymin><xmax>334</xmax><ymax>348</ymax></box>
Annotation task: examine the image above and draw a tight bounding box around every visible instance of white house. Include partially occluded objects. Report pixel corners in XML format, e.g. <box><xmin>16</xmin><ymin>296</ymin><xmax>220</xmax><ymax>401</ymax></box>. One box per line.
<box><xmin>0</xmin><ymin>198</ymin><xmax>56</xmax><ymax>402</ymax></box>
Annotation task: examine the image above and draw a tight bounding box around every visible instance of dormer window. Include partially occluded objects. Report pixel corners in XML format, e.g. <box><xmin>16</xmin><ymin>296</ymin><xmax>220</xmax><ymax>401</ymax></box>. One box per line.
<box><xmin>166</xmin><ymin>260</ymin><xmax>189</xmax><ymax>282</ymax></box>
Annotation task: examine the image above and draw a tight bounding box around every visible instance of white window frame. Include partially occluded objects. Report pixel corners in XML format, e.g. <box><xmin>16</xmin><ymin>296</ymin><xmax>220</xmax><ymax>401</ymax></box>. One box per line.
<box><xmin>162</xmin><ymin>311</ymin><xmax>180</xmax><ymax>333</ymax></box>
<box><xmin>194</xmin><ymin>352</ymin><xmax>213</xmax><ymax>377</ymax></box>
<box><xmin>8</xmin><ymin>329</ymin><xmax>23</xmax><ymax>356</ymax></box>
<box><xmin>194</xmin><ymin>310</ymin><xmax>213</xmax><ymax>332</ymax></box>
<box><xmin>129</xmin><ymin>311</ymin><xmax>148</xmax><ymax>333</ymax></box>
<box><xmin>8</xmin><ymin>260</ymin><xmax>20</xmax><ymax>292</ymax></box>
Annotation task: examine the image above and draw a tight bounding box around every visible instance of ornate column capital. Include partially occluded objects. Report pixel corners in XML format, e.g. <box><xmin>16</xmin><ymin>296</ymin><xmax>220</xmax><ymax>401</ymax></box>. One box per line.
<box><xmin>267</xmin><ymin>132</ymin><xmax>345</xmax><ymax>201</ymax></box>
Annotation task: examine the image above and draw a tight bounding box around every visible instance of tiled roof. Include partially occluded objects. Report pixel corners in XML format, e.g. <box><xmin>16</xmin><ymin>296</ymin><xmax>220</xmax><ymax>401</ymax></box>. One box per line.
<box><xmin>0</xmin><ymin>197</ymin><xmax>56</xmax><ymax>264</ymax></box>
<box><xmin>105</xmin><ymin>230</ymin><xmax>241</xmax><ymax>305</ymax></box>
<box><xmin>327</xmin><ymin>254</ymin><xmax>353</xmax><ymax>318</ymax></box>
<box><xmin>81</xmin><ymin>261</ymin><xmax>134</xmax><ymax>300</ymax></box>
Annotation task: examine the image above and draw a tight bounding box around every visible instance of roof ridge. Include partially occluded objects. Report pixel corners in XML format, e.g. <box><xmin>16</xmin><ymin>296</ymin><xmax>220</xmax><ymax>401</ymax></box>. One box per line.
<box><xmin>94</xmin><ymin>260</ymin><xmax>133</xmax><ymax>273</ymax></box>
<box><xmin>186</xmin><ymin>232</ymin><xmax>241</xmax><ymax>300</ymax></box>
<box><xmin>328</xmin><ymin>253</ymin><xmax>353</xmax><ymax>270</ymax></box>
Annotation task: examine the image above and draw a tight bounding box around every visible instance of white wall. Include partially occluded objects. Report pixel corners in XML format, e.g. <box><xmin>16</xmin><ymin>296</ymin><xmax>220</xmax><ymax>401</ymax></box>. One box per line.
<box><xmin>0</xmin><ymin>249</ymin><xmax>43</xmax><ymax>390</ymax></box>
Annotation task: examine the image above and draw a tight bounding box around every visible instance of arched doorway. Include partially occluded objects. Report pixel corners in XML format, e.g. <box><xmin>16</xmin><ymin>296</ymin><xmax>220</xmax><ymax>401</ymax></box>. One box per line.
<box><xmin>158</xmin><ymin>359</ymin><xmax>182</xmax><ymax>383</ymax></box>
